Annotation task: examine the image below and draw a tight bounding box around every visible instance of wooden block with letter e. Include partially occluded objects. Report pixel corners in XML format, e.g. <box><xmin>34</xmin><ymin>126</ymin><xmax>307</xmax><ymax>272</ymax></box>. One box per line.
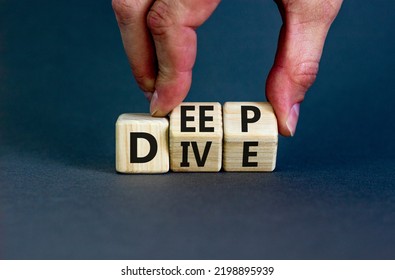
<box><xmin>169</xmin><ymin>102</ymin><xmax>223</xmax><ymax>172</ymax></box>
<box><xmin>116</xmin><ymin>114</ymin><xmax>169</xmax><ymax>173</ymax></box>
<box><xmin>223</xmin><ymin>102</ymin><xmax>278</xmax><ymax>172</ymax></box>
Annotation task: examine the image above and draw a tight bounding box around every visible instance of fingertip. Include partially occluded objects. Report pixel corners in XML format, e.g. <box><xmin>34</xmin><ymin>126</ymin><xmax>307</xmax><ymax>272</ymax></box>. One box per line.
<box><xmin>285</xmin><ymin>103</ymin><xmax>300</xmax><ymax>137</ymax></box>
<box><xmin>271</xmin><ymin>102</ymin><xmax>300</xmax><ymax>138</ymax></box>
<box><xmin>149</xmin><ymin>90</ymin><xmax>168</xmax><ymax>117</ymax></box>
<box><xmin>267</xmin><ymin>94</ymin><xmax>300</xmax><ymax>137</ymax></box>
<box><xmin>143</xmin><ymin>91</ymin><xmax>153</xmax><ymax>102</ymax></box>
<box><xmin>149</xmin><ymin>69</ymin><xmax>192</xmax><ymax>117</ymax></box>
<box><xmin>137</xmin><ymin>76</ymin><xmax>156</xmax><ymax>94</ymax></box>
<box><xmin>266</xmin><ymin>68</ymin><xmax>302</xmax><ymax>137</ymax></box>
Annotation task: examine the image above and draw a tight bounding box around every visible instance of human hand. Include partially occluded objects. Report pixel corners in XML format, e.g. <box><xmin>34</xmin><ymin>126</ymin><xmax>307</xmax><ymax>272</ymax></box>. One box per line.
<box><xmin>112</xmin><ymin>0</ymin><xmax>343</xmax><ymax>136</ymax></box>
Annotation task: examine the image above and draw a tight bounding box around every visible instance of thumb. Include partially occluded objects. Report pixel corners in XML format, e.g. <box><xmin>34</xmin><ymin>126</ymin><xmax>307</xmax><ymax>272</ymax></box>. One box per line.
<box><xmin>266</xmin><ymin>0</ymin><xmax>342</xmax><ymax>136</ymax></box>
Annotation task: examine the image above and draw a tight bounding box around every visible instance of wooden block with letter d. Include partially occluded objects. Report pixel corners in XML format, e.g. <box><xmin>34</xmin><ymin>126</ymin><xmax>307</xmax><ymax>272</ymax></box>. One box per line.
<box><xmin>169</xmin><ymin>102</ymin><xmax>223</xmax><ymax>172</ymax></box>
<box><xmin>116</xmin><ymin>114</ymin><xmax>169</xmax><ymax>173</ymax></box>
<box><xmin>223</xmin><ymin>102</ymin><xmax>278</xmax><ymax>172</ymax></box>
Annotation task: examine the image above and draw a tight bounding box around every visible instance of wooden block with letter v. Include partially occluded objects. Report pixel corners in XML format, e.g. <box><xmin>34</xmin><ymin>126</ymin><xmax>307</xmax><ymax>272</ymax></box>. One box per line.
<box><xmin>169</xmin><ymin>102</ymin><xmax>223</xmax><ymax>172</ymax></box>
<box><xmin>223</xmin><ymin>102</ymin><xmax>278</xmax><ymax>172</ymax></box>
<box><xmin>116</xmin><ymin>114</ymin><xmax>169</xmax><ymax>173</ymax></box>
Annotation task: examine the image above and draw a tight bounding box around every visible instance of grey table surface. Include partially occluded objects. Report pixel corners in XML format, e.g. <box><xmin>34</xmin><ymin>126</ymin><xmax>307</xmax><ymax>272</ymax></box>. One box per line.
<box><xmin>1</xmin><ymin>0</ymin><xmax>395</xmax><ymax>259</ymax></box>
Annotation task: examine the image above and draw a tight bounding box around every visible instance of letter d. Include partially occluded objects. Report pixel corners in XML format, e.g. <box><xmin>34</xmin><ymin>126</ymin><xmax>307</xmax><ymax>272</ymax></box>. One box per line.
<box><xmin>130</xmin><ymin>132</ymin><xmax>158</xmax><ymax>163</ymax></box>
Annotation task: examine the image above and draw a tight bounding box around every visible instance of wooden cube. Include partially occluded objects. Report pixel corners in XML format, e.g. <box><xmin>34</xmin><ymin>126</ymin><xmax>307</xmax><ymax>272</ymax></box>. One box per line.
<box><xmin>223</xmin><ymin>102</ymin><xmax>278</xmax><ymax>172</ymax></box>
<box><xmin>169</xmin><ymin>102</ymin><xmax>223</xmax><ymax>172</ymax></box>
<box><xmin>116</xmin><ymin>114</ymin><xmax>169</xmax><ymax>173</ymax></box>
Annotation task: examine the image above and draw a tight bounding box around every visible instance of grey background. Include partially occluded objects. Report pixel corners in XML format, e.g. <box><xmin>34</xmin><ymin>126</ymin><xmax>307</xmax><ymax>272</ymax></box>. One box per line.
<box><xmin>1</xmin><ymin>0</ymin><xmax>394</xmax><ymax>259</ymax></box>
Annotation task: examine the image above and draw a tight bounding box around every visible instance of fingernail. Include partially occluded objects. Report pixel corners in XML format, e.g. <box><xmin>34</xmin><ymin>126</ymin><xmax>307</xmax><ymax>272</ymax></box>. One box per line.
<box><xmin>150</xmin><ymin>90</ymin><xmax>159</xmax><ymax>116</ymax></box>
<box><xmin>286</xmin><ymin>103</ymin><xmax>300</xmax><ymax>137</ymax></box>
<box><xmin>144</xmin><ymin>91</ymin><xmax>153</xmax><ymax>101</ymax></box>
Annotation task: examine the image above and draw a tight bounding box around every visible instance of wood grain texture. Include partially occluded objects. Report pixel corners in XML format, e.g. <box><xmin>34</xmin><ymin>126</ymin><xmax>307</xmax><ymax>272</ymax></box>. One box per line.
<box><xmin>223</xmin><ymin>102</ymin><xmax>278</xmax><ymax>172</ymax></box>
<box><xmin>116</xmin><ymin>114</ymin><xmax>169</xmax><ymax>174</ymax></box>
<box><xmin>169</xmin><ymin>102</ymin><xmax>223</xmax><ymax>172</ymax></box>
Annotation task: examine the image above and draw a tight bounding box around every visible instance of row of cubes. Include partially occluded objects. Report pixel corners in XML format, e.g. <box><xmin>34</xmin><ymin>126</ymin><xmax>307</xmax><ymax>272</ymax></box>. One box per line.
<box><xmin>116</xmin><ymin>102</ymin><xmax>278</xmax><ymax>173</ymax></box>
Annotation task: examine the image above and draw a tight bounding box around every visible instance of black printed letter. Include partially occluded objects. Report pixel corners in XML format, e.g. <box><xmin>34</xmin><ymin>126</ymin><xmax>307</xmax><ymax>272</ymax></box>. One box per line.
<box><xmin>180</xmin><ymin>106</ymin><xmax>195</xmax><ymax>132</ymax></box>
<box><xmin>199</xmin><ymin>106</ymin><xmax>214</xmax><ymax>132</ymax></box>
<box><xmin>242</xmin><ymin>141</ymin><xmax>258</xmax><ymax>167</ymax></box>
<box><xmin>130</xmin><ymin>132</ymin><xmax>157</xmax><ymax>163</ymax></box>
<box><xmin>241</xmin><ymin>106</ymin><xmax>261</xmax><ymax>132</ymax></box>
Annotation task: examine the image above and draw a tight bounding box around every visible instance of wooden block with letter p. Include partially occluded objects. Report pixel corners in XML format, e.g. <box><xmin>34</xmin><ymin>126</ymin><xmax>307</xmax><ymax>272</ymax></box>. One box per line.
<box><xmin>169</xmin><ymin>102</ymin><xmax>223</xmax><ymax>172</ymax></box>
<box><xmin>223</xmin><ymin>102</ymin><xmax>278</xmax><ymax>172</ymax></box>
<box><xmin>116</xmin><ymin>114</ymin><xmax>169</xmax><ymax>173</ymax></box>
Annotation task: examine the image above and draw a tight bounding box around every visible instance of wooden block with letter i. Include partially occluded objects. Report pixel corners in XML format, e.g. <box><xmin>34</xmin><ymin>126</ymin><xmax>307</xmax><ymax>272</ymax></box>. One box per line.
<box><xmin>116</xmin><ymin>114</ymin><xmax>169</xmax><ymax>173</ymax></box>
<box><xmin>169</xmin><ymin>102</ymin><xmax>223</xmax><ymax>172</ymax></box>
<box><xmin>223</xmin><ymin>102</ymin><xmax>278</xmax><ymax>172</ymax></box>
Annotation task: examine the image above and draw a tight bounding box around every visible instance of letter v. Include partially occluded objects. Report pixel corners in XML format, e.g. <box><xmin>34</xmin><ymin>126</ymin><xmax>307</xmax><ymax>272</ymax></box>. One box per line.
<box><xmin>191</xmin><ymin>141</ymin><xmax>212</xmax><ymax>167</ymax></box>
